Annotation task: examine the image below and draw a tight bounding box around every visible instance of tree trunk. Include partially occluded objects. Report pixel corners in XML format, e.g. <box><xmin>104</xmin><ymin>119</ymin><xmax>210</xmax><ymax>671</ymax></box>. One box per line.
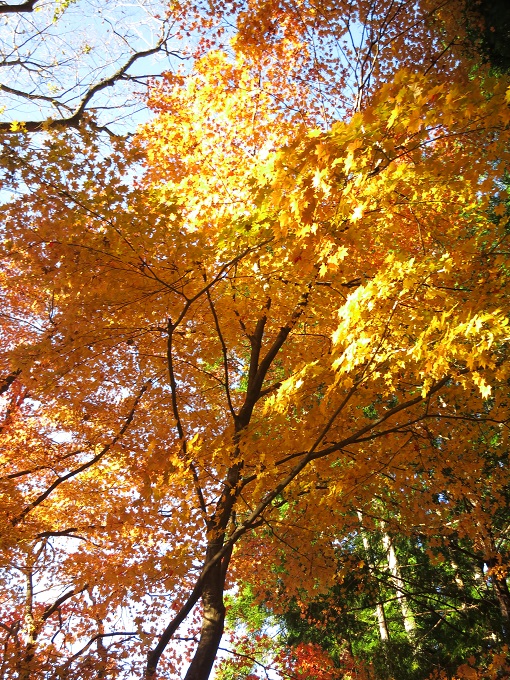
<box><xmin>357</xmin><ymin>512</ymin><xmax>390</xmax><ymax>641</ymax></box>
<box><xmin>19</xmin><ymin>570</ymin><xmax>38</xmax><ymax>680</ymax></box>
<box><xmin>184</xmin><ymin>542</ymin><xmax>231</xmax><ymax>680</ymax></box>
<box><xmin>381</xmin><ymin>531</ymin><xmax>416</xmax><ymax>636</ymax></box>
<box><xmin>485</xmin><ymin>556</ymin><xmax>510</xmax><ymax>643</ymax></box>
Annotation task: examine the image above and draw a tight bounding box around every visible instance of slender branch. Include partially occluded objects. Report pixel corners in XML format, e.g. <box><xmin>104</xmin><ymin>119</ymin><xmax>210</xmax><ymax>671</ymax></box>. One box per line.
<box><xmin>4</xmin><ymin>449</ymin><xmax>89</xmax><ymax>481</ymax></box>
<box><xmin>165</xmin><ymin>316</ymin><xmax>207</xmax><ymax>518</ymax></box>
<box><xmin>41</xmin><ymin>585</ymin><xmax>88</xmax><ymax>623</ymax></box>
<box><xmin>11</xmin><ymin>384</ymin><xmax>148</xmax><ymax>526</ymax></box>
<box><xmin>166</xmin><ymin>318</ymin><xmax>187</xmax><ymax>444</ymax></box>
<box><xmin>36</xmin><ymin>528</ymin><xmax>91</xmax><ymax>540</ymax></box>
<box><xmin>64</xmin><ymin>631</ymin><xmax>139</xmax><ymax>665</ymax></box>
<box><xmin>145</xmin><ymin>582</ymin><xmax>204</xmax><ymax>677</ymax></box>
<box><xmin>246</xmin><ymin>305</ymin><xmax>270</xmax><ymax>396</ymax></box>
<box><xmin>206</xmin><ymin>290</ymin><xmax>235</xmax><ymax>418</ymax></box>
<box><xmin>0</xmin><ymin>83</ymin><xmax>72</xmax><ymax>110</ymax></box>
<box><xmin>217</xmin><ymin>646</ymin><xmax>289</xmax><ymax>680</ymax></box>
<box><xmin>238</xmin><ymin>281</ymin><xmax>313</xmax><ymax>426</ymax></box>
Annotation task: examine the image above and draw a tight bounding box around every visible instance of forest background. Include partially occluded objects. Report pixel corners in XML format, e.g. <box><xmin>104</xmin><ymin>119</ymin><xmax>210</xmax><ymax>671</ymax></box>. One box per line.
<box><xmin>1</xmin><ymin>0</ymin><xmax>510</xmax><ymax>679</ymax></box>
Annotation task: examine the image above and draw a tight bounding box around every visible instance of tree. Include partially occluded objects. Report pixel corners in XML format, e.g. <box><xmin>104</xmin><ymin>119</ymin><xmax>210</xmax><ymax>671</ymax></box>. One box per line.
<box><xmin>1</xmin><ymin>0</ymin><xmax>510</xmax><ymax>678</ymax></box>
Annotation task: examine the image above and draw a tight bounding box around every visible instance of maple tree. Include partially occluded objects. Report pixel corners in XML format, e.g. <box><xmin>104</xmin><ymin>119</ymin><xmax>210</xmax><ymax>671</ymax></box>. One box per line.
<box><xmin>1</xmin><ymin>0</ymin><xmax>510</xmax><ymax>678</ymax></box>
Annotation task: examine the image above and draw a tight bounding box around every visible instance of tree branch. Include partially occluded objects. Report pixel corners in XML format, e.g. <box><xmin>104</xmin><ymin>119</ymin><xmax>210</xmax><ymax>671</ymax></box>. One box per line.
<box><xmin>0</xmin><ymin>33</ymin><xmax>179</xmax><ymax>132</ymax></box>
<box><xmin>11</xmin><ymin>383</ymin><xmax>148</xmax><ymax>526</ymax></box>
<box><xmin>0</xmin><ymin>368</ymin><xmax>21</xmax><ymax>395</ymax></box>
<box><xmin>206</xmin><ymin>289</ymin><xmax>235</xmax><ymax>418</ymax></box>
<box><xmin>0</xmin><ymin>0</ymin><xmax>39</xmax><ymax>14</ymax></box>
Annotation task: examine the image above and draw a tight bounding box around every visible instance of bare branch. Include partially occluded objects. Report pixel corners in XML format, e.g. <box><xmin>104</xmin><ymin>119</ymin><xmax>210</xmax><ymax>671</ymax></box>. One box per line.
<box><xmin>0</xmin><ymin>32</ymin><xmax>180</xmax><ymax>132</ymax></box>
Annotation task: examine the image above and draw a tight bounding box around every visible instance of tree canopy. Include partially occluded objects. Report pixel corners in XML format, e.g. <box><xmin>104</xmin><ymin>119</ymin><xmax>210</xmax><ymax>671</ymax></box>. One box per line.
<box><xmin>1</xmin><ymin>1</ymin><xmax>510</xmax><ymax>679</ymax></box>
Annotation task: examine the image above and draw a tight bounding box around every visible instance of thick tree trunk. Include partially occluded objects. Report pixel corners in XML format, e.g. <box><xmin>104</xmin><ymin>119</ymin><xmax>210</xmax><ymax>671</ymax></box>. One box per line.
<box><xmin>493</xmin><ymin>576</ymin><xmax>510</xmax><ymax>622</ymax></box>
<box><xmin>184</xmin><ymin>575</ymin><xmax>225</xmax><ymax>680</ymax></box>
<box><xmin>184</xmin><ymin>542</ymin><xmax>231</xmax><ymax>680</ymax></box>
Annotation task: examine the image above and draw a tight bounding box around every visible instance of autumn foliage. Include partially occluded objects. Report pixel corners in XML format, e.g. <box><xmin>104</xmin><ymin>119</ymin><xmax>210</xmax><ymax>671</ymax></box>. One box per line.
<box><xmin>1</xmin><ymin>0</ymin><xmax>510</xmax><ymax>678</ymax></box>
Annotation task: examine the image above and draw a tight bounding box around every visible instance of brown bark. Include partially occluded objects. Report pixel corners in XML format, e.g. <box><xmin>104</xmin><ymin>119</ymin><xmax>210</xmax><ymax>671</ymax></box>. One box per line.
<box><xmin>0</xmin><ymin>0</ymin><xmax>39</xmax><ymax>14</ymax></box>
<box><xmin>183</xmin><ymin>547</ymin><xmax>230</xmax><ymax>680</ymax></box>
